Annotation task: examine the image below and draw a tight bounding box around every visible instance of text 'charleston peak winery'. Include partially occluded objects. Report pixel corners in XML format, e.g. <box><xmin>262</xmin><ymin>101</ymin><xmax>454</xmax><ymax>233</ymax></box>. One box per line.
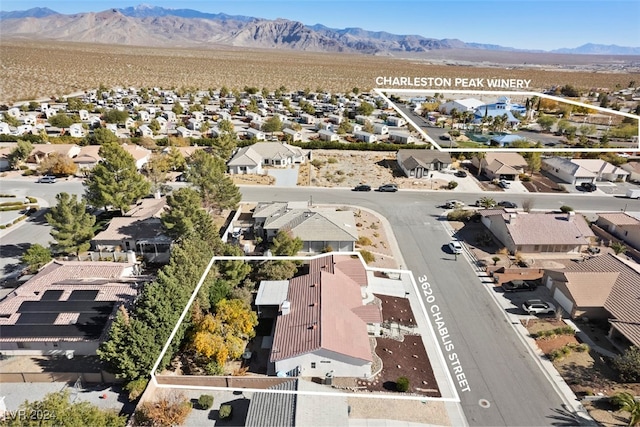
<box><xmin>375</xmin><ymin>76</ymin><xmax>533</xmax><ymax>89</ymax></box>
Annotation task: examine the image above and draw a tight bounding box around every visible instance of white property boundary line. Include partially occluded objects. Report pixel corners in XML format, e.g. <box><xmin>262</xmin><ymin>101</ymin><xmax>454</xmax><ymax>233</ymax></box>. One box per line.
<box><xmin>149</xmin><ymin>252</ymin><xmax>460</xmax><ymax>403</ymax></box>
<box><xmin>373</xmin><ymin>87</ymin><xmax>640</xmax><ymax>153</ymax></box>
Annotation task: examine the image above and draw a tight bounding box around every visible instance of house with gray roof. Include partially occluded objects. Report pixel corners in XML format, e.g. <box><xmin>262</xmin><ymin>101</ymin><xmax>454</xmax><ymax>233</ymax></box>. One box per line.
<box><xmin>245</xmin><ymin>380</ymin><xmax>297</xmax><ymax>427</ymax></box>
<box><xmin>541</xmin><ymin>157</ymin><xmax>597</xmax><ymax>186</ymax></box>
<box><xmin>253</xmin><ymin>202</ymin><xmax>358</xmax><ymax>253</ymax></box>
<box><xmin>258</xmin><ymin>255</ymin><xmax>381</xmax><ymax>378</ymax></box>
<box><xmin>479</xmin><ymin>209</ymin><xmax>594</xmax><ymax>254</ymax></box>
<box><xmin>542</xmin><ymin>254</ymin><xmax>640</xmax><ymax>348</ymax></box>
<box><xmin>595</xmin><ymin>212</ymin><xmax>640</xmax><ymax>252</ymax></box>
<box><xmin>91</xmin><ymin>197</ymin><xmax>172</xmax><ymax>264</ymax></box>
<box><xmin>396</xmin><ymin>149</ymin><xmax>453</xmax><ymax>178</ymax></box>
<box><xmin>227</xmin><ymin>142</ymin><xmax>308</xmax><ymax>175</ymax></box>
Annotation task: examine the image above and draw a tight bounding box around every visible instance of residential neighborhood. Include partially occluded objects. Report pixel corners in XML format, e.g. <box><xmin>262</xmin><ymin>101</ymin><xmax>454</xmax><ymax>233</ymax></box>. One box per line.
<box><xmin>0</xmin><ymin>83</ymin><xmax>639</xmax><ymax>427</ymax></box>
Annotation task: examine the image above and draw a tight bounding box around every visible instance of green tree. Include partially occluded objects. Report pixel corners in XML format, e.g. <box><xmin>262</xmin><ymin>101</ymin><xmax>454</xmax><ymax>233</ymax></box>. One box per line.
<box><xmin>263</xmin><ymin>115</ymin><xmax>283</xmax><ymax>134</ymax></box>
<box><xmin>525</xmin><ymin>151</ymin><xmax>542</xmax><ymax>175</ymax></box>
<box><xmin>84</xmin><ymin>142</ymin><xmax>151</xmax><ymax>213</ymax></box>
<box><xmin>102</xmin><ymin>109</ymin><xmax>129</xmax><ymax>124</ymax></box>
<box><xmin>559</xmin><ymin>205</ymin><xmax>574</xmax><ymax>213</ymax></box>
<box><xmin>477</xmin><ymin>197</ymin><xmax>496</xmax><ymax>208</ymax></box>
<box><xmin>536</xmin><ymin>114</ymin><xmax>557</xmax><ymax>132</ymax></box>
<box><xmin>4</xmin><ymin>389</ymin><xmax>126</xmax><ymax>427</ymax></box>
<box><xmin>45</xmin><ymin>192</ymin><xmax>96</xmax><ymax>256</ymax></box>
<box><xmin>357</xmin><ymin>101</ymin><xmax>375</xmax><ymax>116</ymax></box>
<box><xmin>144</xmin><ymin>153</ymin><xmax>169</xmax><ymax>196</ymax></box>
<box><xmin>165</xmin><ymin>146</ymin><xmax>187</xmax><ymax>171</ymax></box>
<box><xmin>185</xmin><ymin>150</ymin><xmax>241</xmax><ymax>214</ymax></box>
<box><xmin>255</xmin><ymin>260</ymin><xmax>298</xmax><ymax>280</ymax></box>
<box><xmin>611</xmin><ymin>392</ymin><xmax>640</xmax><ymax>426</ymax></box>
<box><xmin>8</xmin><ymin>139</ymin><xmax>33</xmax><ymax>169</ymax></box>
<box><xmin>92</xmin><ymin>127</ymin><xmax>119</xmax><ymax>145</ymax></box>
<box><xmin>161</xmin><ymin>187</ymin><xmax>216</xmax><ymax>242</ymax></box>
<box><xmin>337</xmin><ymin>119</ymin><xmax>353</xmax><ymax>135</ymax></box>
<box><xmin>21</xmin><ymin>243</ymin><xmax>52</xmax><ymax>273</ymax></box>
<box><xmin>48</xmin><ymin>113</ymin><xmax>74</xmax><ymax>129</ymax></box>
<box><xmin>610</xmin><ymin>241</ymin><xmax>627</xmax><ymax>255</ymax></box>
<box><xmin>271</xmin><ymin>230</ymin><xmax>303</xmax><ymax>256</ymax></box>
<box><xmin>172</xmin><ymin>103</ymin><xmax>184</xmax><ymax>115</ymax></box>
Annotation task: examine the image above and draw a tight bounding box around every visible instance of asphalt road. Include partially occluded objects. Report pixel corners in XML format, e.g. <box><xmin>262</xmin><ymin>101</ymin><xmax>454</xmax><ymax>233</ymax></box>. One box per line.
<box><xmin>3</xmin><ymin>179</ymin><xmax>638</xmax><ymax>425</ymax></box>
<box><xmin>238</xmin><ymin>186</ymin><xmax>636</xmax><ymax>426</ymax></box>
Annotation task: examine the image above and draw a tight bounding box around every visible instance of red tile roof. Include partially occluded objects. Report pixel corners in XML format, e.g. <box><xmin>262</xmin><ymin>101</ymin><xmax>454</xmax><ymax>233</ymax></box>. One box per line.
<box><xmin>270</xmin><ymin>255</ymin><xmax>377</xmax><ymax>363</ymax></box>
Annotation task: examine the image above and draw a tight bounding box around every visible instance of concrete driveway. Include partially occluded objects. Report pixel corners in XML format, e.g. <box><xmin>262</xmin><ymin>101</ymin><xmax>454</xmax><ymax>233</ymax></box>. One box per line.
<box><xmin>266</xmin><ymin>166</ymin><xmax>299</xmax><ymax>187</ymax></box>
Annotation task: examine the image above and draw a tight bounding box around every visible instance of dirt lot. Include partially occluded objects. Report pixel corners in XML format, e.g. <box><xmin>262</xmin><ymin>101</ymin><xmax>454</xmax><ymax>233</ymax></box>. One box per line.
<box><xmin>524</xmin><ymin>319</ymin><xmax>640</xmax><ymax>426</ymax></box>
<box><xmin>522</xmin><ymin>172</ymin><xmax>568</xmax><ymax>193</ymax></box>
<box><xmin>309</xmin><ymin>150</ymin><xmax>450</xmax><ymax>190</ymax></box>
<box><xmin>230</xmin><ymin>174</ymin><xmax>275</xmax><ymax>186</ymax></box>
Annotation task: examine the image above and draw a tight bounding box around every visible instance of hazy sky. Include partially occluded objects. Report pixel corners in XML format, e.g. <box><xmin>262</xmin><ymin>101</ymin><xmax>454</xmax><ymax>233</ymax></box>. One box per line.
<box><xmin>2</xmin><ymin>0</ymin><xmax>639</xmax><ymax>51</ymax></box>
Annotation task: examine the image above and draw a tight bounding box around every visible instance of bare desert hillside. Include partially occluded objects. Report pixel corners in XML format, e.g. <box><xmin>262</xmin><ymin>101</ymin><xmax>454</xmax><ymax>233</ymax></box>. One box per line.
<box><xmin>0</xmin><ymin>39</ymin><xmax>637</xmax><ymax>104</ymax></box>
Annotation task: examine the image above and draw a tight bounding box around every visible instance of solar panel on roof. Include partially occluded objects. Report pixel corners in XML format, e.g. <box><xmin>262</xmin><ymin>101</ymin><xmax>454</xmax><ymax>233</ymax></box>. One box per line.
<box><xmin>68</xmin><ymin>290</ymin><xmax>99</xmax><ymax>301</ymax></box>
<box><xmin>41</xmin><ymin>290</ymin><xmax>63</xmax><ymax>301</ymax></box>
<box><xmin>18</xmin><ymin>301</ymin><xmax>114</xmax><ymax>314</ymax></box>
<box><xmin>15</xmin><ymin>312</ymin><xmax>59</xmax><ymax>324</ymax></box>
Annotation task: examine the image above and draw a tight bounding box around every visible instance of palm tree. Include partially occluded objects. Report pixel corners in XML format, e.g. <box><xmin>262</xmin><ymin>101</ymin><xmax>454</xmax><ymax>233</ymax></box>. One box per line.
<box><xmin>611</xmin><ymin>392</ymin><xmax>640</xmax><ymax>426</ymax></box>
<box><xmin>611</xmin><ymin>241</ymin><xmax>627</xmax><ymax>255</ymax></box>
<box><xmin>476</xmin><ymin>152</ymin><xmax>486</xmax><ymax>177</ymax></box>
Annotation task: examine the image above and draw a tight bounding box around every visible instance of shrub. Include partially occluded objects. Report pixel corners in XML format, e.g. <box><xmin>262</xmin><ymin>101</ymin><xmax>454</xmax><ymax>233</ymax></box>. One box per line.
<box><xmin>322</xmin><ymin>245</ymin><xmax>333</xmax><ymax>253</ymax></box>
<box><xmin>219</xmin><ymin>404</ymin><xmax>232</xmax><ymax>419</ymax></box>
<box><xmin>447</xmin><ymin>208</ymin><xmax>472</xmax><ymax>222</ymax></box>
<box><xmin>310</xmin><ymin>159</ymin><xmax>325</xmax><ymax>168</ymax></box>
<box><xmin>575</xmin><ymin>343</ymin><xmax>590</xmax><ymax>353</ymax></box>
<box><xmin>613</xmin><ymin>346</ymin><xmax>640</xmax><ymax>382</ymax></box>
<box><xmin>548</xmin><ymin>349</ymin><xmax>563</xmax><ymax>361</ymax></box>
<box><xmin>559</xmin><ymin>205</ymin><xmax>574</xmax><ymax>213</ymax></box>
<box><xmin>0</xmin><ymin>194</ymin><xmax>16</xmax><ymax>197</ymax></box>
<box><xmin>447</xmin><ymin>180</ymin><xmax>458</xmax><ymax>189</ymax></box>
<box><xmin>396</xmin><ymin>376</ymin><xmax>410</xmax><ymax>392</ymax></box>
<box><xmin>27</xmin><ymin>196</ymin><xmax>37</xmax><ymax>204</ymax></box>
<box><xmin>198</xmin><ymin>394</ymin><xmax>214</xmax><ymax>410</ymax></box>
<box><xmin>134</xmin><ymin>392</ymin><xmax>192</xmax><ymax>426</ymax></box>
<box><xmin>22</xmin><ymin>169</ymin><xmax>36</xmax><ymax>176</ymax></box>
<box><xmin>359</xmin><ymin>249</ymin><xmax>375</xmax><ymax>264</ymax></box>
<box><xmin>0</xmin><ymin>201</ymin><xmax>23</xmax><ymax>207</ymax></box>
<box><xmin>327</xmin><ymin>157</ymin><xmax>338</xmax><ymax>164</ymax></box>
<box><xmin>124</xmin><ymin>377</ymin><xmax>149</xmax><ymax>401</ymax></box>
<box><xmin>357</xmin><ymin>236</ymin><xmax>372</xmax><ymax>246</ymax></box>
<box><xmin>205</xmin><ymin>361</ymin><xmax>225</xmax><ymax>376</ymax></box>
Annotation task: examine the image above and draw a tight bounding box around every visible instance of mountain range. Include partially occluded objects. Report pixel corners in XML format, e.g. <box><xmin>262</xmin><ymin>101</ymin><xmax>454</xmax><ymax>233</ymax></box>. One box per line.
<box><xmin>1</xmin><ymin>4</ymin><xmax>639</xmax><ymax>56</ymax></box>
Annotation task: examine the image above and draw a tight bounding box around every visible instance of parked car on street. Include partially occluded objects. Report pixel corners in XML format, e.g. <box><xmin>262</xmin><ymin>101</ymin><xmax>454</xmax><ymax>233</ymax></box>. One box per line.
<box><xmin>579</xmin><ymin>182</ymin><xmax>597</xmax><ymax>192</ymax></box>
<box><xmin>502</xmin><ymin>279</ymin><xmax>537</xmax><ymax>292</ymax></box>
<box><xmin>444</xmin><ymin>199</ymin><xmax>465</xmax><ymax>209</ymax></box>
<box><xmin>377</xmin><ymin>184</ymin><xmax>398</xmax><ymax>192</ymax></box>
<box><xmin>37</xmin><ymin>175</ymin><xmax>57</xmax><ymax>183</ymax></box>
<box><xmin>448</xmin><ymin>240</ymin><xmax>463</xmax><ymax>254</ymax></box>
<box><xmin>352</xmin><ymin>184</ymin><xmax>372</xmax><ymax>192</ymax></box>
<box><xmin>497</xmin><ymin>201</ymin><xmax>518</xmax><ymax>208</ymax></box>
<box><xmin>522</xmin><ymin>299</ymin><xmax>556</xmax><ymax>315</ymax></box>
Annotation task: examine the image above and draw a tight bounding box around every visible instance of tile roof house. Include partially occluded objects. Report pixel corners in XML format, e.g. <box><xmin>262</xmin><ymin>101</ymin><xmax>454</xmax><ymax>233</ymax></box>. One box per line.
<box><xmin>595</xmin><ymin>212</ymin><xmax>640</xmax><ymax>252</ymax></box>
<box><xmin>0</xmin><ymin>260</ymin><xmax>140</xmax><ymax>356</ymax></box>
<box><xmin>620</xmin><ymin>161</ymin><xmax>640</xmax><ymax>183</ymax></box>
<box><xmin>542</xmin><ymin>254</ymin><xmax>640</xmax><ymax>348</ymax></box>
<box><xmin>570</xmin><ymin>159</ymin><xmax>629</xmax><ymax>182</ymax></box>
<box><xmin>28</xmin><ymin>143</ymin><xmax>82</xmax><ymax>164</ymax></box>
<box><xmin>91</xmin><ymin>197</ymin><xmax>172</xmax><ymax>264</ymax></box>
<box><xmin>541</xmin><ymin>157</ymin><xmax>597</xmax><ymax>186</ymax></box>
<box><xmin>253</xmin><ymin>202</ymin><xmax>358</xmax><ymax>253</ymax></box>
<box><xmin>227</xmin><ymin>142</ymin><xmax>308</xmax><ymax>175</ymax></box>
<box><xmin>479</xmin><ymin>210</ymin><xmax>594</xmax><ymax>254</ymax></box>
<box><xmin>245</xmin><ymin>380</ymin><xmax>297</xmax><ymax>427</ymax></box>
<box><xmin>396</xmin><ymin>149</ymin><xmax>453</xmax><ymax>178</ymax></box>
<box><xmin>472</xmin><ymin>152</ymin><xmax>528</xmax><ymax>181</ymax></box>
<box><xmin>121</xmin><ymin>143</ymin><xmax>152</xmax><ymax>170</ymax></box>
<box><xmin>73</xmin><ymin>145</ymin><xmax>102</xmax><ymax>171</ymax></box>
<box><xmin>257</xmin><ymin>254</ymin><xmax>381</xmax><ymax>377</ymax></box>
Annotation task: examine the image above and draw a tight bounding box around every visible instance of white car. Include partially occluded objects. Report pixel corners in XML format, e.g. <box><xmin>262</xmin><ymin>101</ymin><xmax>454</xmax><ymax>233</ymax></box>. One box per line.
<box><xmin>498</xmin><ymin>180</ymin><xmax>511</xmax><ymax>189</ymax></box>
<box><xmin>448</xmin><ymin>240</ymin><xmax>463</xmax><ymax>254</ymax></box>
<box><xmin>444</xmin><ymin>200</ymin><xmax>465</xmax><ymax>209</ymax></box>
<box><xmin>37</xmin><ymin>175</ymin><xmax>57</xmax><ymax>183</ymax></box>
<box><xmin>522</xmin><ymin>299</ymin><xmax>556</xmax><ymax>315</ymax></box>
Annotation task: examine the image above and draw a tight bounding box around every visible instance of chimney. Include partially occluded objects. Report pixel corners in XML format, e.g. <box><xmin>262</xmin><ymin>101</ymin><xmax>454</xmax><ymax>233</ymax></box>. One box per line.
<box><xmin>567</xmin><ymin>211</ymin><xmax>575</xmax><ymax>221</ymax></box>
<box><xmin>506</xmin><ymin>213</ymin><xmax>517</xmax><ymax>224</ymax></box>
<box><xmin>281</xmin><ymin>300</ymin><xmax>290</xmax><ymax>315</ymax></box>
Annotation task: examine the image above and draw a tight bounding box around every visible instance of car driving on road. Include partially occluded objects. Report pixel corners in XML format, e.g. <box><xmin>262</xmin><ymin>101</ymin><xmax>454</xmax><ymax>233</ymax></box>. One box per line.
<box><xmin>448</xmin><ymin>240</ymin><xmax>463</xmax><ymax>254</ymax></box>
<box><xmin>37</xmin><ymin>175</ymin><xmax>57</xmax><ymax>183</ymax></box>
<box><xmin>444</xmin><ymin>199</ymin><xmax>465</xmax><ymax>209</ymax></box>
<box><xmin>497</xmin><ymin>201</ymin><xmax>518</xmax><ymax>209</ymax></box>
<box><xmin>377</xmin><ymin>184</ymin><xmax>398</xmax><ymax>192</ymax></box>
<box><xmin>522</xmin><ymin>299</ymin><xmax>556</xmax><ymax>315</ymax></box>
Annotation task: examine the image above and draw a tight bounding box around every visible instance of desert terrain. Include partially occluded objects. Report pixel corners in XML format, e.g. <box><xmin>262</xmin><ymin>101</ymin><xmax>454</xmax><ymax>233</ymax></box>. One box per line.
<box><xmin>1</xmin><ymin>39</ymin><xmax>638</xmax><ymax>104</ymax></box>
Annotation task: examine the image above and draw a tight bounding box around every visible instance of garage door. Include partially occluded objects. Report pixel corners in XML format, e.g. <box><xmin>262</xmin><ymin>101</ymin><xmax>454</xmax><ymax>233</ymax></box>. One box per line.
<box><xmin>553</xmin><ymin>288</ymin><xmax>573</xmax><ymax>316</ymax></box>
